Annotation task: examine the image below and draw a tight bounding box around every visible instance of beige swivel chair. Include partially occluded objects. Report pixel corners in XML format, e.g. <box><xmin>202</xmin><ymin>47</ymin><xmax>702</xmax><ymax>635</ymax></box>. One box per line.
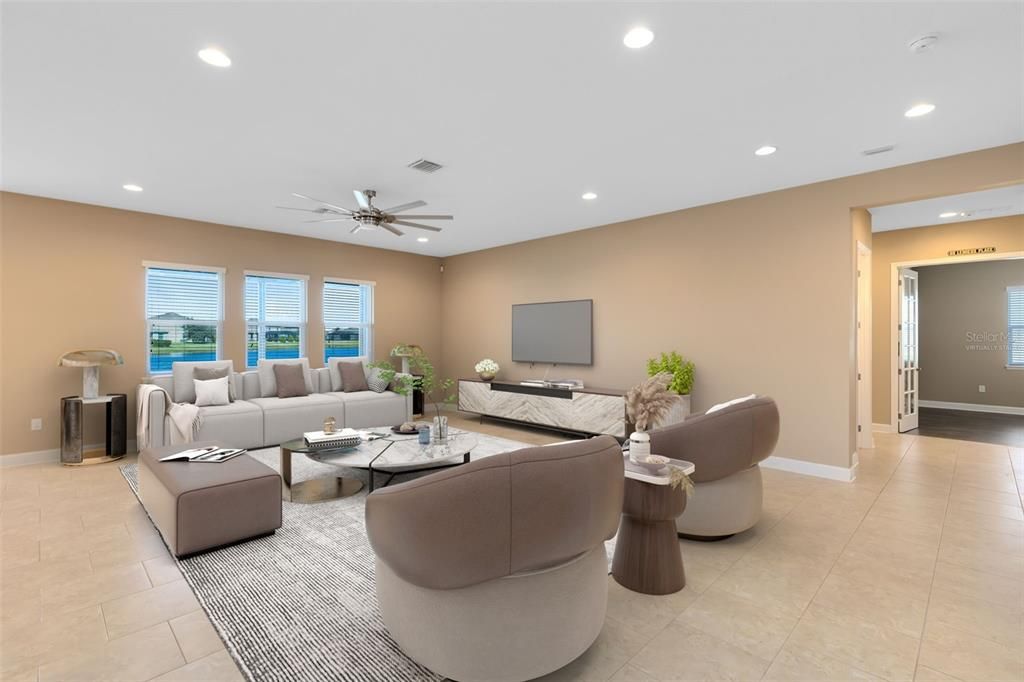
<box><xmin>649</xmin><ymin>396</ymin><xmax>779</xmax><ymax>540</ymax></box>
<box><xmin>365</xmin><ymin>436</ymin><xmax>624</xmax><ymax>682</ymax></box>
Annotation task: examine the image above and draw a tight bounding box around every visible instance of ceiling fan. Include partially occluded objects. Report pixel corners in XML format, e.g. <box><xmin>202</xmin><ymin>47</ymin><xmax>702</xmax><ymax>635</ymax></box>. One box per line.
<box><xmin>277</xmin><ymin>189</ymin><xmax>452</xmax><ymax>237</ymax></box>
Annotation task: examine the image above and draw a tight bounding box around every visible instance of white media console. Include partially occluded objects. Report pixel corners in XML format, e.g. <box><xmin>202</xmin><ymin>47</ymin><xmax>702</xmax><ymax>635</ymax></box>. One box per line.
<box><xmin>457</xmin><ymin>379</ymin><xmax>627</xmax><ymax>438</ymax></box>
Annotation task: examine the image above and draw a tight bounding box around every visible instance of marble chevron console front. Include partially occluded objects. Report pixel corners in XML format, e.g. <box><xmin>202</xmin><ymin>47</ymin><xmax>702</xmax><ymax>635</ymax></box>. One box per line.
<box><xmin>457</xmin><ymin>379</ymin><xmax>626</xmax><ymax>438</ymax></box>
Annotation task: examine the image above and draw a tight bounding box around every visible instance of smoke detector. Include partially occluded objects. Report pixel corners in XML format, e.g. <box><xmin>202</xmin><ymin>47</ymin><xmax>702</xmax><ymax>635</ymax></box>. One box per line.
<box><xmin>908</xmin><ymin>34</ymin><xmax>939</xmax><ymax>53</ymax></box>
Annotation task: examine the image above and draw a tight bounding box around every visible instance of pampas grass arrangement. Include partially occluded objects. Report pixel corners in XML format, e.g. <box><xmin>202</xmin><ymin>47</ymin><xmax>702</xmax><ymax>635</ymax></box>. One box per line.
<box><xmin>625</xmin><ymin>371</ymin><xmax>677</xmax><ymax>431</ymax></box>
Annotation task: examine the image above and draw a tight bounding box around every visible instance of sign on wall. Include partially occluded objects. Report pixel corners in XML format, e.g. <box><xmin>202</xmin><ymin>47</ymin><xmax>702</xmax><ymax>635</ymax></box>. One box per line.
<box><xmin>947</xmin><ymin>246</ymin><xmax>996</xmax><ymax>257</ymax></box>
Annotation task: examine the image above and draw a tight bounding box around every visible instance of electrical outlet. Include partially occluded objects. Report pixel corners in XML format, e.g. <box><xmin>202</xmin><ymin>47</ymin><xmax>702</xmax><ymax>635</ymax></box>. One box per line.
<box><xmin>30</xmin><ymin>418</ymin><xmax>42</xmax><ymax>431</ymax></box>
<box><xmin>979</xmin><ymin>385</ymin><xmax>987</xmax><ymax>393</ymax></box>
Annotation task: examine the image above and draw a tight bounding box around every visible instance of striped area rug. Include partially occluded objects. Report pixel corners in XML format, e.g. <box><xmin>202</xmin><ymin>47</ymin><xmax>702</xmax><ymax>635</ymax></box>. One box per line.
<box><xmin>120</xmin><ymin>433</ymin><xmax>532</xmax><ymax>682</ymax></box>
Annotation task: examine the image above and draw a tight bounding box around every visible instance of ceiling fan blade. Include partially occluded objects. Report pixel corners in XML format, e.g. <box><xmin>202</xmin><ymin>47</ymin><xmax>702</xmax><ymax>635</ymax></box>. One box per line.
<box><xmin>392</xmin><ymin>220</ymin><xmax>442</xmax><ymax>232</ymax></box>
<box><xmin>387</xmin><ymin>214</ymin><xmax>453</xmax><ymax>220</ymax></box>
<box><xmin>381</xmin><ymin>200</ymin><xmax>426</xmax><ymax>214</ymax></box>
<box><xmin>303</xmin><ymin>218</ymin><xmax>350</xmax><ymax>223</ymax></box>
<box><xmin>380</xmin><ymin>223</ymin><xmax>404</xmax><ymax>236</ymax></box>
<box><xmin>290</xmin><ymin>193</ymin><xmax>354</xmax><ymax>214</ymax></box>
<box><xmin>353</xmin><ymin>190</ymin><xmax>371</xmax><ymax>209</ymax></box>
<box><xmin>276</xmin><ymin>205</ymin><xmax>328</xmax><ymax>214</ymax></box>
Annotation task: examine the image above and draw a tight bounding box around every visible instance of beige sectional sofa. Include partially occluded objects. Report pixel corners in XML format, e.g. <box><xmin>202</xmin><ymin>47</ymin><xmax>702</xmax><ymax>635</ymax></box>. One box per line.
<box><xmin>142</xmin><ymin>357</ymin><xmax>412</xmax><ymax>449</ymax></box>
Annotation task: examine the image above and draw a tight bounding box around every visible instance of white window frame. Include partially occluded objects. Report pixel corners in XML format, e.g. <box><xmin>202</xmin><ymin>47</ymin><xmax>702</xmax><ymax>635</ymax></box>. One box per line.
<box><xmin>1008</xmin><ymin>285</ymin><xmax>1024</xmax><ymax>369</ymax></box>
<box><xmin>143</xmin><ymin>261</ymin><xmax>225</xmax><ymax>375</ymax></box>
<box><xmin>245</xmin><ymin>271</ymin><xmax>309</xmax><ymax>369</ymax></box>
<box><xmin>323</xmin><ymin>278</ymin><xmax>375</xmax><ymax>362</ymax></box>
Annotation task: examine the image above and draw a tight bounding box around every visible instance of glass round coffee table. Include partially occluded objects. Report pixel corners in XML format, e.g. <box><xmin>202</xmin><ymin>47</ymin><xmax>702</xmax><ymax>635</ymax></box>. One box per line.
<box><xmin>279</xmin><ymin>429</ymin><xmax>480</xmax><ymax>503</ymax></box>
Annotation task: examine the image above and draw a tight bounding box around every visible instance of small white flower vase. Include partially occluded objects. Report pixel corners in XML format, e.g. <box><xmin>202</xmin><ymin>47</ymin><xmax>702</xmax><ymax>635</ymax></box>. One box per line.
<box><xmin>629</xmin><ymin>431</ymin><xmax>651</xmax><ymax>463</ymax></box>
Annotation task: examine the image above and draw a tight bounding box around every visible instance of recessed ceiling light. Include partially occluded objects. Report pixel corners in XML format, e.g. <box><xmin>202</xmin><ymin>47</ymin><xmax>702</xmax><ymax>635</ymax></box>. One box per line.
<box><xmin>582</xmin><ymin>192</ymin><xmax>598</xmax><ymax>200</ymax></box>
<box><xmin>122</xmin><ymin>184</ymin><xmax>143</xmax><ymax>192</ymax></box>
<box><xmin>904</xmin><ymin>103</ymin><xmax>935</xmax><ymax>118</ymax></box>
<box><xmin>417</xmin><ymin>237</ymin><xmax>429</xmax><ymax>243</ymax></box>
<box><xmin>754</xmin><ymin>145</ymin><xmax>777</xmax><ymax>156</ymax></box>
<box><xmin>198</xmin><ymin>47</ymin><xmax>231</xmax><ymax>67</ymax></box>
<box><xmin>623</xmin><ymin>27</ymin><xmax>654</xmax><ymax>49</ymax></box>
<box><xmin>938</xmin><ymin>211</ymin><xmax>958</xmax><ymax>218</ymax></box>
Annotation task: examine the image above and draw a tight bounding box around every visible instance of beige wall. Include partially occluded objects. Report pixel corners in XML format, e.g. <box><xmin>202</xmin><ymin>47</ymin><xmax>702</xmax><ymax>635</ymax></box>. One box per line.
<box><xmin>443</xmin><ymin>144</ymin><xmax>1024</xmax><ymax>470</ymax></box>
<box><xmin>871</xmin><ymin>214</ymin><xmax>1024</xmax><ymax>424</ymax></box>
<box><xmin>917</xmin><ymin>259</ymin><xmax>1024</xmax><ymax>408</ymax></box>
<box><xmin>0</xmin><ymin>193</ymin><xmax>442</xmax><ymax>456</ymax></box>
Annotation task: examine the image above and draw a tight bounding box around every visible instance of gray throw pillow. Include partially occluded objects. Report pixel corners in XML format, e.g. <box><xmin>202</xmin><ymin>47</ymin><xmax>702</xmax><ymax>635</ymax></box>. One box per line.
<box><xmin>274</xmin><ymin>363</ymin><xmax>309</xmax><ymax>398</ymax></box>
<box><xmin>366</xmin><ymin>367</ymin><xmax>389</xmax><ymax>393</ymax></box>
<box><xmin>193</xmin><ymin>366</ymin><xmax>236</xmax><ymax>402</ymax></box>
<box><xmin>339</xmin><ymin>361</ymin><xmax>369</xmax><ymax>392</ymax></box>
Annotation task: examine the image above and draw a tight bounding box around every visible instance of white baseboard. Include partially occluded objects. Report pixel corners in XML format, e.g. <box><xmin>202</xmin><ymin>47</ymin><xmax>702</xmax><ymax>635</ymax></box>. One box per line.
<box><xmin>918</xmin><ymin>400</ymin><xmax>1024</xmax><ymax>416</ymax></box>
<box><xmin>872</xmin><ymin>422</ymin><xmax>896</xmax><ymax>433</ymax></box>
<box><xmin>1</xmin><ymin>440</ymin><xmax>137</xmax><ymax>468</ymax></box>
<box><xmin>762</xmin><ymin>455</ymin><xmax>856</xmax><ymax>482</ymax></box>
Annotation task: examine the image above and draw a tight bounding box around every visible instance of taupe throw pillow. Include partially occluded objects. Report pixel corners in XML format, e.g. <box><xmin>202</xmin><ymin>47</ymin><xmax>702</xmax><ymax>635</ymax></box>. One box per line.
<box><xmin>339</xmin><ymin>361</ymin><xmax>369</xmax><ymax>392</ymax></box>
<box><xmin>194</xmin><ymin>366</ymin><xmax>236</xmax><ymax>402</ymax></box>
<box><xmin>274</xmin><ymin>363</ymin><xmax>309</xmax><ymax>398</ymax></box>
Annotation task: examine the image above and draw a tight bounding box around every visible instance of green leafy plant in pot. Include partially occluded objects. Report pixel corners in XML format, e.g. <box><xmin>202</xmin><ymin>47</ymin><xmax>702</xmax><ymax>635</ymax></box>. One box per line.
<box><xmin>371</xmin><ymin>346</ymin><xmax>456</xmax><ymax>441</ymax></box>
<box><xmin>642</xmin><ymin>351</ymin><xmax>694</xmax><ymax>429</ymax></box>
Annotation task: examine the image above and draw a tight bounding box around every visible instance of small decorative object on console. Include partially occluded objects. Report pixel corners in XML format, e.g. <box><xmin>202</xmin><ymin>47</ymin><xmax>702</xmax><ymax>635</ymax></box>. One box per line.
<box><xmin>323</xmin><ymin>416</ymin><xmax>337</xmax><ymax>434</ymax></box>
<box><xmin>474</xmin><ymin>358</ymin><xmax>499</xmax><ymax>381</ymax></box>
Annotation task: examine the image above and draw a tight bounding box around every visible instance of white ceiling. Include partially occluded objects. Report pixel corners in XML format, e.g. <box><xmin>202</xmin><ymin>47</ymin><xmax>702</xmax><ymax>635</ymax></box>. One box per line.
<box><xmin>869</xmin><ymin>184</ymin><xmax>1024</xmax><ymax>232</ymax></box>
<box><xmin>2</xmin><ymin>2</ymin><xmax>1022</xmax><ymax>257</ymax></box>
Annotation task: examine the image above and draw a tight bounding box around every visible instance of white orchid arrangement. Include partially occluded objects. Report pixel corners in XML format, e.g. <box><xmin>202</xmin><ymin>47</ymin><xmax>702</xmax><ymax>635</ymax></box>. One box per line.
<box><xmin>474</xmin><ymin>358</ymin><xmax>500</xmax><ymax>374</ymax></box>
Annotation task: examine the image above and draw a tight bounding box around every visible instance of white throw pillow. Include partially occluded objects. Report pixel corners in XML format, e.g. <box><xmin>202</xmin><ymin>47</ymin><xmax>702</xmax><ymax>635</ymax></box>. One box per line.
<box><xmin>194</xmin><ymin>376</ymin><xmax>231</xmax><ymax>407</ymax></box>
<box><xmin>705</xmin><ymin>394</ymin><xmax>757</xmax><ymax>415</ymax></box>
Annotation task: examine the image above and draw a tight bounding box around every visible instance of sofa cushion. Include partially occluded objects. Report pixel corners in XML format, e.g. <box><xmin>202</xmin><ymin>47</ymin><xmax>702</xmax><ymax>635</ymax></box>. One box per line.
<box><xmin>193</xmin><ymin>365</ymin><xmax>236</xmax><ymax>402</ymax></box>
<box><xmin>258</xmin><ymin>358</ymin><xmax>314</xmax><ymax>397</ymax></box>
<box><xmin>188</xmin><ymin>400</ymin><xmax>265</xmax><ymax>450</ymax></box>
<box><xmin>327</xmin><ymin>390</ymin><xmax>407</xmax><ymax>429</ymax></box>
<box><xmin>328</xmin><ymin>356</ymin><xmax>370</xmax><ymax>392</ymax></box>
<box><xmin>274</xmin><ymin>363</ymin><xmax>309</xmax><ymax>398</ymax></box>
<box><xmin>250</xmin><ymin>394</ymin><xmax>346</xmax><ymax>446</ymax></box>
<box><xmin>172</xmin><ymin>360</ymin><xmax>234</xmax><ymax>404</ymax></box>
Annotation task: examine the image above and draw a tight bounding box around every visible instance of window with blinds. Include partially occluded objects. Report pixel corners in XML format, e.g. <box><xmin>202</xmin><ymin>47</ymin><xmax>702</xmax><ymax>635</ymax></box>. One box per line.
<box><xmin>1009</xmin><ymin>286</ymin><xmax>1024</xmax><ymax>368</ymax></box>
<box><xmin>246</xmin><ymin>274</ymin><xmax>307</xmax><ymax>367</ymax></box>
<box><xmin>145</xmin><ymin>265</ymin><xmax>223</xmax><ymax>373</ymax></box>
<box><xmin>323</xmin><ymin>280</ymin><xmax>374</xmax><ymax>362</ymax></box>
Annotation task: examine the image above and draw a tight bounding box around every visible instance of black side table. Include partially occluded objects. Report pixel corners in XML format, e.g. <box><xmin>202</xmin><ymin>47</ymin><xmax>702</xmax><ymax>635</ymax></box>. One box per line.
<box><xmin>60</xmin><ymin>394</ymin><xmax>127</xmax><ymax>466</ymax></box>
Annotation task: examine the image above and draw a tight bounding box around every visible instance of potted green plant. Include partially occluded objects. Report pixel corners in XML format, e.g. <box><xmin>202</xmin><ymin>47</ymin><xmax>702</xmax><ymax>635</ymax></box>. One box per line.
<box><xmin>371</xmin><ymin>347</ymin><xmax>456</xmax><ymax>442</ymax></box>
<box><xmin>645</xmin><ymin>351</ymin><xmax>694</xmax><ymax>426</ymax></box>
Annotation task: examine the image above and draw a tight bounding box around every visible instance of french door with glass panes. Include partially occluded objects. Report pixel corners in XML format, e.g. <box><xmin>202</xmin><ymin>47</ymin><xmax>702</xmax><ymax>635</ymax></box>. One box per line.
<box><xmin>898</xmin><ymin>268</ymin><xmax>920</xmax><ymax>432</ymax></box>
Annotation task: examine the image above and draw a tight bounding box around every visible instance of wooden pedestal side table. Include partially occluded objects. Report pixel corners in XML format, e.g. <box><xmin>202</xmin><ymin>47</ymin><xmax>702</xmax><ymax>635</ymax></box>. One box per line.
<box><xmin>612</xmin><ymin>455</ymin><xmax>695</xmax><ymax>595</ymax></box>
<box><xmin>60</xmin><ymin>394</ymin><xmax>127</xmax><ymax>466</ymax></box>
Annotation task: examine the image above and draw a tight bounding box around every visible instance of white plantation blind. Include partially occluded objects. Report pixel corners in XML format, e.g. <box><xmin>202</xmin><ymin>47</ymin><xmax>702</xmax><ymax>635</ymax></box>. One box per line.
<box><xmin>245</xmin><ymin>276</ymin><xmax>306</xmax><ymax>324</ymax></box>
<box><xmin>245</xmin><ymin>274</ymin><xmax>307</xmax><ymax>366</ymax></box>
<box><xmin>1009</xmin><ymin>286</ymin><xmax>1024</xmax><ymax>367</ymax></box>
<box><xmin>145</xmin><ymin>266</ymin><xmax>223</xmax><ymax>373</ymax></box>
<box><xmin>323</xmin><ymin>280</ymin><xmax>374</xmax><ymax>361</ymax></box>
<box><xmin>146</xmin><ymin>268</ymin><xmax>222</xmax><ymax>321</ymax></box>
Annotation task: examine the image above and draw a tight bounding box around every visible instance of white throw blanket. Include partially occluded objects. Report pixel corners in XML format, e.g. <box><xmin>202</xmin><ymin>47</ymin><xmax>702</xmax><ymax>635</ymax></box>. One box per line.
<box><xmin>136</xmin><ymin>384</ymin><xmax>203</xmax><ymax>450</ymax></box>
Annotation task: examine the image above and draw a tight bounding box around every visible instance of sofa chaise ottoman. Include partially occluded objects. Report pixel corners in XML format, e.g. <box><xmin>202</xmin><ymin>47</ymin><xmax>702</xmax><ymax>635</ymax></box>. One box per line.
<box><xmin>139</xmin><ymin>442</ymin><xmax>282</xmax><ymax>557</ymax></box>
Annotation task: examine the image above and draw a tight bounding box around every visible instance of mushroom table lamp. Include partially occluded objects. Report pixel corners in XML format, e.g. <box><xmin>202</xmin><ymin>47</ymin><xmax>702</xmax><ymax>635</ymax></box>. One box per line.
<box><xmin>58</xmin><ymin>349</ymin><xmax>124</xmax><ymax>399</ymax></box>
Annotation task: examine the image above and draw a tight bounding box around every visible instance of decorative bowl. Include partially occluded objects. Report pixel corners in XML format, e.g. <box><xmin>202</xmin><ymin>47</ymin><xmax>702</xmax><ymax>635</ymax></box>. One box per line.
<box><xmin>636</xmin><ymin>454</ymin><xmax>670</xmax><ymax>474</ymax></box>
<box><xmin>478</xmin><ymin>372</ymin><xmax>495</xmax><ymax>382</ymax></box>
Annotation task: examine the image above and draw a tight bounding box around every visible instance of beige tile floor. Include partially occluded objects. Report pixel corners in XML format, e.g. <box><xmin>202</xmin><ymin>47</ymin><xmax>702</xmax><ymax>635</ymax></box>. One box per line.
<box><xmin>1</xmin><ymin>418</ymin><xmax>1021</xmax><ymax>681</ymax></box>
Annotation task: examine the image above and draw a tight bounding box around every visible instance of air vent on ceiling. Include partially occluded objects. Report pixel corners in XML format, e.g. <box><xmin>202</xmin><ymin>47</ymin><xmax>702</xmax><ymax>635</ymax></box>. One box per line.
<box><xmin>862</xmin><ymin>145</ymin><xmax>895</xmax><ymax>156</ymax></box>
<box><xmin>408</xmin><ymin>158</ymin><xmax>443</xmax><ymax>173</ymax></box>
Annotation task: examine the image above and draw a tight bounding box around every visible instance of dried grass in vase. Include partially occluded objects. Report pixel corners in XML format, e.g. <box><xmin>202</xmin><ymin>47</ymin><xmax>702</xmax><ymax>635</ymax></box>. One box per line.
<box><xmin>625</xmin><ymin>371</ymin><xmax>677</xmax><ymax>431</ymax></box>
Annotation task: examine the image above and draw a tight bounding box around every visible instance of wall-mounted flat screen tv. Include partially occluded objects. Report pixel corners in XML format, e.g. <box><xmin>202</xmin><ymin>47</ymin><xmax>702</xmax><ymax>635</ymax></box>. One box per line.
<box><xmin>512</xmin><ymin>299</ymin><xmax>593</xmax><ymax>365</ymax></box>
